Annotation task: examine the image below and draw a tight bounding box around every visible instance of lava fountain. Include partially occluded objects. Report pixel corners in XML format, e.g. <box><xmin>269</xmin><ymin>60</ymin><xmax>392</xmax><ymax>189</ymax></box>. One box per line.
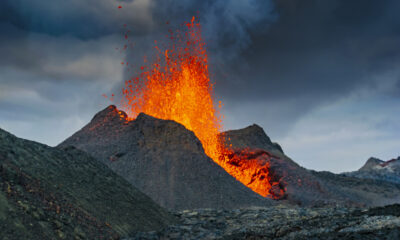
<box><xmin>117</xmin><ymin>17</ymin><xmax>284</xmax><ymax>199</ymax></box>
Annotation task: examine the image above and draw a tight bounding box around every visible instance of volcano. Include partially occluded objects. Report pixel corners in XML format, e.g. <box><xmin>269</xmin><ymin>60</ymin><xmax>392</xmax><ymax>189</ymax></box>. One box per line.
<box><xmin>59</xmin><ymin>105</ymin><xmax>400</xmax><ymax>209</ymax></box>
<box><xmin>59</xmin><ymin>17</ymin><xmax>400</xmax><ymax>210</ymax></box>
<box><xmin>113</xmin><ymin>17</ymin><xmax>287</xmax><ymax>198</ymax></box>
<box><xmin>59</xmin><ymin>105</ymin><xmax>273</xmax><ymax>210</ymax></box>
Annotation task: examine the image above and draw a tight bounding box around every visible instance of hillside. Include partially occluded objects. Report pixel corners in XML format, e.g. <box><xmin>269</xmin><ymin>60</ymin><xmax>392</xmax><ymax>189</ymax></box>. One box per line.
<box><xmin>0</xmin><ymin>128</ymin><xmax>176</xmax><ymax>239</ymax></box>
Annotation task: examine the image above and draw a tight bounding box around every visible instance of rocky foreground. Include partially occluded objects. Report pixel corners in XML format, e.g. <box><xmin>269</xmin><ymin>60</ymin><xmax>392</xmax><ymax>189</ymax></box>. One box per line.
<box><xmin>0</xmin><ymin>128</ymin><xmax>176</xmax><ymax>239</ymax></box>
<box><xmin>129</xmin><ymin>204</ymin><xmax>400</xmax><ymax>240</ymax></box>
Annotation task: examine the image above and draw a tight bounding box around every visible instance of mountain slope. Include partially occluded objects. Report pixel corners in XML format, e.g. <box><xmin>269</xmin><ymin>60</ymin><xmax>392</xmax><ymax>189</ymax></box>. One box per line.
<box><xmin>59</xmin><ymin>105</ymin><xmax>273</xmax><ymax>210</ymax></box>
<box><xmin>0</xmin><ymin>128</ymin><xmax>176</xmax><ymax>239</ymax></box>
<box><xmin>222</xmin><ymin>125</ymin><xmax>400</xmax><ymax>207</ymax></box>
<box><xmin>222</xmin><ymin>125</ymin><xmax>337</xmax><ymax>206</ymax></box>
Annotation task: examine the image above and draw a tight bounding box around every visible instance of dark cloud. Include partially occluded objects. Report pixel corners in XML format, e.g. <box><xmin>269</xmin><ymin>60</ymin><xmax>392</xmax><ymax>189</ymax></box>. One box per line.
<box><xmin>216</xmin><ymin>0</ymin><xmax>400</xmax><ymax>102</ymax></box>
<box><xmin>0</xmin><ymin>23</ymin><xmax>41</xmax><ymax>71</ymax></box>
<box><xmin>150</xmin><ymin>0</ymin><xmax>276</xmax><ymax>59</ymax></box>
<box><xmin>0</xmin><ymin>0</ymin><xmax>152</xmax><ymax>39</ymax></box>
<box><xmin>190</xmin><ymin>0</ymin><xmax>400</xmax><ymax>139</ymax></box>
<box><xmin>2</xmin><ymin>0</ymin><xmax>399</xmax><ymax>100</ymax></box>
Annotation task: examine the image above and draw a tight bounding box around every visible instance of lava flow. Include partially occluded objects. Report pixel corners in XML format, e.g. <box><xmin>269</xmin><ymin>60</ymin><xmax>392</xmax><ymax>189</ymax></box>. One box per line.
<box><xmin>117</xmin><ymin>17</ymin><xmax>284</xmax><ymax>199</ymax></box>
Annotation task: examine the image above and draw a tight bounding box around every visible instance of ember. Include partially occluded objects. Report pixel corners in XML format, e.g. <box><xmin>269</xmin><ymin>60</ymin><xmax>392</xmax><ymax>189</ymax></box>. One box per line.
<box><xmin>116</xmin><ymin>17</ymin><xmax>284</xmax><ymax>199</ymax></box>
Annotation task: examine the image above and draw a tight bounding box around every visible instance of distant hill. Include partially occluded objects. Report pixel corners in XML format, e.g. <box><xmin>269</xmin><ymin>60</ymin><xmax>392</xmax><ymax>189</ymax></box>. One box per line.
<box><xmin>0</xmin><ymin>128</ymin><xmax>176</xmax><ymax>240</ymax></box>
<box><xmin>343</xmin><ymin>156</ymin><xmax>400</xmax><ymax>185</ymax></box>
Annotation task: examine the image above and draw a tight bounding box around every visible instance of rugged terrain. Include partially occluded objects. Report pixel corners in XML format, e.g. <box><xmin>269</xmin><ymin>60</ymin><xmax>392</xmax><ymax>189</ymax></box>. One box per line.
<box><xmin>128</xmin><ymin>204</ymin><xmax>400</xmax><ymax>239</ymax></box>
<box><xmin>59</xmin><ymin>105</ymin><xmax>273</xmax><ymax>210</ymax></box>
<box><xmin>61</xmin><ymin>105</ymin><xmax>400</xmax><ymax>209</ymax></box>
<box><xmin>0</xmin><ymin>128</ymin><xmax>176</xmax><ymax>239</ymax></box>
<box><xmin>2</xmin><ymin>104</ymin><xmax>400</xmax><ymax>239</ymax></box>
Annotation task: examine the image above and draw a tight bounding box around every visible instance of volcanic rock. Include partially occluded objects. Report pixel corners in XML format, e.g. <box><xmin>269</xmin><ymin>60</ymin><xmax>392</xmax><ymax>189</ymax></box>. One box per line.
<box><xmin>127</xmin><ymin>204</ymin><xmax>400</xmax><ymax>240</ymax></box>
<box><xmin>59</xmin><ymin>105</ymin><xmax>273</xmax><ymax>210</ymax></box>
<box><xmin>0</xmin><ymin>127</ymin><xmax>176</xmax><ymax>239</ymax></box>
<box><xmin>222</xmin><ymin>124</ymin><xmax>284</xmax><ymax>154</ymax></box>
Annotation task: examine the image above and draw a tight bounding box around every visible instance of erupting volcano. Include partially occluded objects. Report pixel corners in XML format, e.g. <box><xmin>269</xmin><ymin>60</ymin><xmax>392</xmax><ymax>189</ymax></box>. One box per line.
<box><xmin>116</xmin><ymin>17</ymin><xmax>283</xmax><ymax>199</ymax></box>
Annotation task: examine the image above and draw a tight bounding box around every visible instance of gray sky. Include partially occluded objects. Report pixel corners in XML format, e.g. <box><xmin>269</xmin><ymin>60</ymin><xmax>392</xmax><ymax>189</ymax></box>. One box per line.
<box><xmin>0</xmin><ymin>0</ymin><xmax>399</xmax><ymax>173</ymax></box>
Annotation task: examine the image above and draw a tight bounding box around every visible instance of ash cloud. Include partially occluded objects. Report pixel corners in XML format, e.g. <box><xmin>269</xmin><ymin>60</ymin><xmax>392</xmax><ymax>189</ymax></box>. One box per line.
<box><xmin>149</xmin><ymin>0</ymin><xmax>276</xmax><ymax>60</ymax></box>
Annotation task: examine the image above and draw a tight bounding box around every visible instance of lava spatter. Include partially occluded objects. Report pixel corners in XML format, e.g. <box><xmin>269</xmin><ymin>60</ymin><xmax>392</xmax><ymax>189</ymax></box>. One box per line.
<box><xmin>116</xmin><ymin>17</ymin><xmax>284</xmax><ymax>199</ymax></box>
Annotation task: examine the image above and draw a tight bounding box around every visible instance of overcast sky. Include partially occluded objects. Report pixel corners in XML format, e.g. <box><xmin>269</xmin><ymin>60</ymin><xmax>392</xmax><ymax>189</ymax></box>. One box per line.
<box><xmin>0</xmin><ymin>0</ymin><xmax>399</xmax><ymax>173</ymax></box>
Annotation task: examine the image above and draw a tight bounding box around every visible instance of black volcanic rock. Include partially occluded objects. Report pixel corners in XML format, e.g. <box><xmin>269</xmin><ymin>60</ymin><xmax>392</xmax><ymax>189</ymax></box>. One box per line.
<box><xmin>223</xmin><ymin>124</ymin><xmax>284</xmax><ymax>154</ymax></box>
<box><xmin>59</xmin><ymin>105</ymin><xmax>273</xmax><ymax>210</ymax></box>
<box><xmin>222</xmin><ymin>125</ymin><xmax>400</xmax><ymax>207</ymax></box>
<box><xmin>130</xmin><ymin>204</ymin><xmax>400</xmax><ymax>239</ymax></box>
<box><xmin>0</xmin><ymin>127</ymin><xmax>176</xmax><ymax>239</ymax></box>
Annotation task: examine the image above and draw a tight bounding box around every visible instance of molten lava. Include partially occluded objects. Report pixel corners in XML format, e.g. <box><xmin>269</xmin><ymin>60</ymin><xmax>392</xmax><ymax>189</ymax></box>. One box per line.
<box><xmin>121</xmin><ymin>17</ymin><xmax>222</xmax><ymax>161</ymax></box>
<box><xmin>221</xmin><ymin>148</ymin><xmax>285</xmax><ymax>198</ymax></box>
<box><xmin>118</xmin><ymin>17</ymin><xmax>284</xmax><ymax>199</ymax></box>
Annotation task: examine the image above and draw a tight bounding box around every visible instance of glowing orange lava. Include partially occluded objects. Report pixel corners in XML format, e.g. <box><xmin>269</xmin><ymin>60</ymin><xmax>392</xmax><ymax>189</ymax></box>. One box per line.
<box><xmin>121</xmin><ymin>16</ymin><xmax>222</xmax><ymax>161</ymax></box>
<box><xmin>118</xmin><ymin>17</ymin><xmax>283</xmax><ymax>199</ymax></box>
